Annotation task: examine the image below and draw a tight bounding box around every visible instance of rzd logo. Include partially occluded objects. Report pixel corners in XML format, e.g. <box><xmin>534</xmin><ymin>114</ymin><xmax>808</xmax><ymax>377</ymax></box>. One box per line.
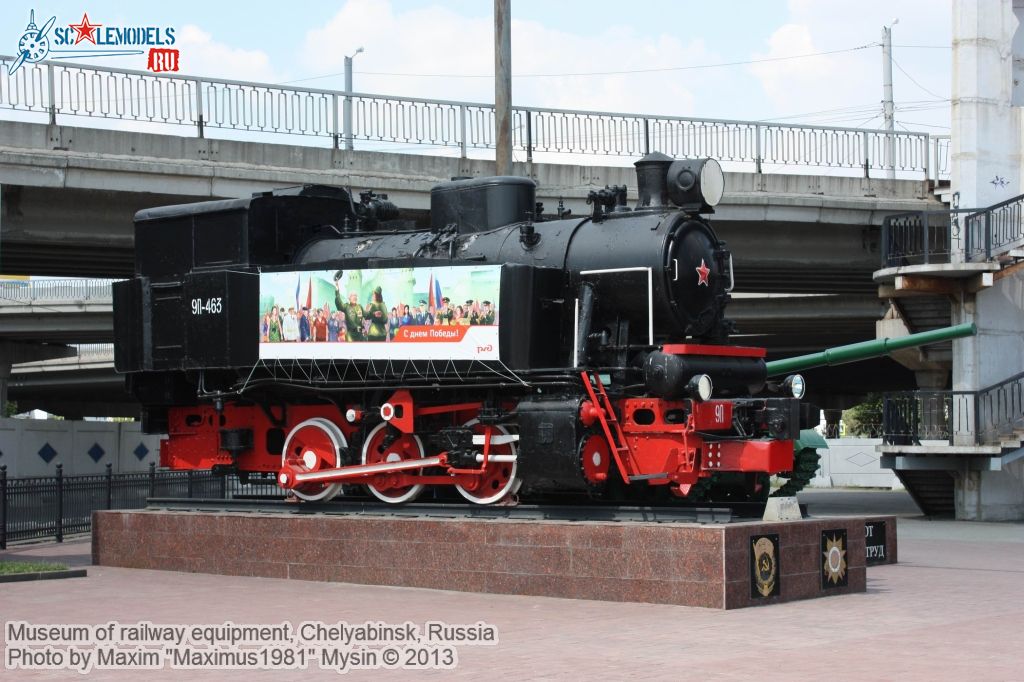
<box><xmin>476</xmin><ymin>344</ymin><xmax>493</xmax><ymax>354</ymax></box>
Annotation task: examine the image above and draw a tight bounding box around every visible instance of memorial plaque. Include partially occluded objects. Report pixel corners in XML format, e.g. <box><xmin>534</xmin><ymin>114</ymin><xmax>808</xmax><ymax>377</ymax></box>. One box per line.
<box><xmin>821</xmin><ymin>528</ymin><xmax>849</xmax><ymax>589</ymax></box>
<box><xmin>750</xmin><ymin>533</ymin><xmax>781</xmax><ymax>598</ymax></box>
<box><xmin>865</xmin><ymin>520</ymin><xmax>887</xmax><ymax>565</ymax></box>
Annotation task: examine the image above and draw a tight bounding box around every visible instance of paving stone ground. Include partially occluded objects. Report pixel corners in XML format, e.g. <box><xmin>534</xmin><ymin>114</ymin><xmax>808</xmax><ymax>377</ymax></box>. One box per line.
<box><xmin>2</xmin><ymin>490</ymin><xmax>1022</xmax><ymax>681</ymax></box>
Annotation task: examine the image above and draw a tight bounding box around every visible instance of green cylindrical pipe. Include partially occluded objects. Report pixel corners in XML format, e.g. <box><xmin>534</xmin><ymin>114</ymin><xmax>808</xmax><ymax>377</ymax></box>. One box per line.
<box><xmin>765</xmin><ymin>322</ymin><xmax>976</xmax><ymax>377</ymax></box>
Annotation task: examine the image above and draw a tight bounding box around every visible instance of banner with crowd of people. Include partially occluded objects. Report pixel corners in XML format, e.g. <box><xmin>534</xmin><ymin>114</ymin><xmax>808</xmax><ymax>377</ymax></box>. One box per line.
<box><xmin>257</xmin><ymin>264</ymin><xmax>501</xmax><ymax>361</ymax></box>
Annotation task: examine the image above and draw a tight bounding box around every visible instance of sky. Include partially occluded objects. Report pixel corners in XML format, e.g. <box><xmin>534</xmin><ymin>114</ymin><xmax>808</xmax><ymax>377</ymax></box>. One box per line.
<box><xmin>1</xmin><ymin>0</ymin><xmax>953</xmax><ymax>133</ymax></box>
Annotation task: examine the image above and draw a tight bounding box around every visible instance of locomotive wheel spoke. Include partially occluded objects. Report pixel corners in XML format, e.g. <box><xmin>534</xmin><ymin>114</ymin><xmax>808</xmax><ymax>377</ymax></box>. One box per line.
<box><xmin>361</xmin><ymin>422</ymin><xmax>426</xmax><ymax>504</ymax></box>
<box><xmin>455</xmin><ymin>420</ymin><xmax>520</xmax><ymax>505</ymax></box>
<box><xmin>281</xmin><ymin>417</ymin><xmax>345</xmax><ymax>502</ymax></box>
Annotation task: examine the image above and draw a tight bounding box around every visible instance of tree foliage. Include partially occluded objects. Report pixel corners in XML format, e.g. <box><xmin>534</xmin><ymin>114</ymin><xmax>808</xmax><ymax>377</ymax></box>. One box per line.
<box><xmin>842</xmin><ymin>393</ymin><xmax>883</xmax><ymax>438</ymax></box>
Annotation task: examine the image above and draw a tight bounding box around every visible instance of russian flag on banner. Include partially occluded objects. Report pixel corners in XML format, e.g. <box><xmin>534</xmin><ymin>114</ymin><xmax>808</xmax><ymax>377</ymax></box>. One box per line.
<box><xmin>306</xmin><ymin>279</ymin><xmax>313</xmax><ymax>310</ymax></box>
<box><xmin>428</xmin><ymin>274</ymin><xmax>442</xmax><ymax>310</ymax></box>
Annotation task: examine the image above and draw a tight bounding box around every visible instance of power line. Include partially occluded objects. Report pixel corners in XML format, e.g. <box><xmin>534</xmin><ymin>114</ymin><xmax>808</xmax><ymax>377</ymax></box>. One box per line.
<box><xmin>852</xmin><ymin>113</ymin><xmax>882</xmax><ymax>128</ymax></box>
<box><xmin>758</xmin><ymin>99</ymin><xmax>946</xmax><ymax>124</ymax></box>
<box><xmin>898</xmin><ymin>119</ymin><xmax>950</xmax><ymax>129</ymax></box>
<box><xmin>891</xmin><ymin>56</ymin><xmax>946</xmax><ymax>100</ymax></box>
<box><xmin>760</xmin><ymin>104</ymin><xmax>881</xmax><ymax>122</ymax></box>
<box><xmin>280</xmin><ymin>43</ymin><xmax>877</xmax><ymax>85</ymax></box>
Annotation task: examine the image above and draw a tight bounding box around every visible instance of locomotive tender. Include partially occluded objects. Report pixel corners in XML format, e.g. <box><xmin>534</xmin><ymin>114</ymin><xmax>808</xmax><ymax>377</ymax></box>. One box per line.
<box><xmin>113</xmin><ymin>153</ymin><xmax>810</xmax><ymax>505</ymax></box>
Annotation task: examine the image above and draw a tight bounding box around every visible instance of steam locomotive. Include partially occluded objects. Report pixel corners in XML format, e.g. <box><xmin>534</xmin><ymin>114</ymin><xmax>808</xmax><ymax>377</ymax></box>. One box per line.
<box><xmin>113</xmin><ymin>152</ymin><xmax>811</xmax><ymax>505</ymax></box>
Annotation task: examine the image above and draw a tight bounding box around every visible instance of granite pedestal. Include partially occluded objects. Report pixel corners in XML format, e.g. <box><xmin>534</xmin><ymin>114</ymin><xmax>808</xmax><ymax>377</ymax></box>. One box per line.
<box><xmin>92</xmin><ymin>510</ymin><xmax>896</xmax><ymax>609</ymax></box>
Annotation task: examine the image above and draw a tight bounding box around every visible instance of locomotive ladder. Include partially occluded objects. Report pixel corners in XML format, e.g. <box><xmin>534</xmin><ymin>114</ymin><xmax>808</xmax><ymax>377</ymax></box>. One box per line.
<box><xmin>580</xmin><ymin>371</ymin><xmax>634</xmax><ymax>481</ymax></box>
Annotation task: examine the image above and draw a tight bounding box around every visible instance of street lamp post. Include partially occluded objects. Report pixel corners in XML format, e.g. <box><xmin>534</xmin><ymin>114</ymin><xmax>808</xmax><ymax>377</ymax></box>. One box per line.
<box><xmin>344</xmin><ymin>47</ymin><xmax>364</xmax><ymax>151</ymax></box>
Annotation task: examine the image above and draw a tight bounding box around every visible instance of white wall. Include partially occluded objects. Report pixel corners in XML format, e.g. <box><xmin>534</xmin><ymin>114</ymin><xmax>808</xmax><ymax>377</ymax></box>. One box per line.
<box><xmin>0</xmin><ymin>418</ymin><xmax>162</xmax><ymax>478</ymax></box>
<box><xmin>805</xmin><ymin>438</ymin><xmax>904</xmax><ymax>489</ymax></box>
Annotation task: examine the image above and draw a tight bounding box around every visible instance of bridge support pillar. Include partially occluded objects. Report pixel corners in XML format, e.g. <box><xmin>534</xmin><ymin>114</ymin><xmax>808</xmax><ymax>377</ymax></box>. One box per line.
<box><xmin>0</xmin><ymin>341</ymin><xmax>77</xmax><ymax>414</ymax></box>
<box><xmin>823</xmin><ymin>409</ymin><xmax>843</xmax><ymax>439</ymax></box>
<box><xmin>0</xmin><ymin>357</ymin><xmax>8</xmax><ymax>414</ymax></box>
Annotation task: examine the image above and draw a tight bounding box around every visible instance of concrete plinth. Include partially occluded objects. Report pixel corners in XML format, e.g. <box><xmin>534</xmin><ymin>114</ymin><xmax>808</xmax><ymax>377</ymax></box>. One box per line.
<box><xmin>93</xmin><ymin>510</ymin><xmax>896</xmax><ymax>609</ymax></box>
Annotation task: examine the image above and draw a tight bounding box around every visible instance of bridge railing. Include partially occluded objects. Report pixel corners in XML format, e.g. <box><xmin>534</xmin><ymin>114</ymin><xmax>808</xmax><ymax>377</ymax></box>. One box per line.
<box><xmin>931</xmin><ymin>134</ymin><xmax>951</xmax><ymax>182</ymax></box>
<box><xmin>70</xmin><ymin>343</ymin><xmax>115</xmax><ymax>362</ymax></box>
<box><xmin>0</xmin><ymin>55</ymin><xmax>938</xmax><ymax>179</ymax></box>
<box><xmin>0</xmin><ymin>278</ymin><xmax>117</xmax><ymax>304</ymax></box>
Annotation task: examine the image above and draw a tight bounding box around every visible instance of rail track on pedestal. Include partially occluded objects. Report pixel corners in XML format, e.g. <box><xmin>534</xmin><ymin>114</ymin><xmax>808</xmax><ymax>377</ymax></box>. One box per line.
<box><xmin>144</xmin><ymin>497</ymin><xmax>794</xmax><ymax>524</ymax></box>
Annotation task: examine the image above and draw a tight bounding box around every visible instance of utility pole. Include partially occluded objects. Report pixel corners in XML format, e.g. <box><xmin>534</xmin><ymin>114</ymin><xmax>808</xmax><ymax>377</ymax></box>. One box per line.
<box><xmin>881</xmin><ymin>21</ymin><xmax>897</xmax><ymax>179</ymax></box>
<box><xmin>344</xmin><ymin>47</ymin><xmax>364</xmax><ymax>151</ymax></box>
<box><xmin>494</xmin><ymin>0</ymin><xmax>513</xmax><ymax>176</ymax></box>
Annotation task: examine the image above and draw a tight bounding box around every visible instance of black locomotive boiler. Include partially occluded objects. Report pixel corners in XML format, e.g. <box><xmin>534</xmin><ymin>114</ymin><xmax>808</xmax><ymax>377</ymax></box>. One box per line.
<box><xmin>113</xmin><ymin>152</ymin><xmax>809</xmax><ymax>504</ymax></box>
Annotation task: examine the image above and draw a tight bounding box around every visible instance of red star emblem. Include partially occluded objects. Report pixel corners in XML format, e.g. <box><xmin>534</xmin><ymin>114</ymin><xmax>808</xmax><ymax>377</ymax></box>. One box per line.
<box><xmin>69</xmin><ymin>13</ymin><xmax>102</xmax><ymax>45</ymax></box>
<box><xmin>695</xmin><ymin>258</ymin><xmax>711</xmax><ymax>287</ymax></box>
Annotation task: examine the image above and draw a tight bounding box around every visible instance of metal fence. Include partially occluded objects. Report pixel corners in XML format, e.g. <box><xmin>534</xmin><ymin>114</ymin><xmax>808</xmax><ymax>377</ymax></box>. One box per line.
<box><xmin>0</xmin><ymin>278</ymin><xmax>118</xmax><ymax>304</ymax></box>
<box><xmin>931</xmin><ymin>134</ymin><xmax>951</xmax><ymax>182</ymax></box>
<box><xmin>0</xmin><ymin>55</ymin><xmax>939</xmax><ymax>179</ymax></box>
<box><xmin>65</xmin><ymin>343</ymin><xmax>114</xmax><ymax>362</ymax></box>
<box><xmin>882</xmin><ymin>371</ymin><xmax>1024</xmax><ymax>446</ymax></box>
<box><xmin>881</xmin><ymin>193</ymin><xmax>1024</xmax><ymax>268</ymax></box>
<box><xmin>880</xmin><ymin>208</ymin><xmax>971</xmax><ymax>268</ymax></box>
<box><xmin>0</xmin><ymin>463</ymin><xmax>283</xmax><ymax>548</ymax></box>
<box><xmin>882</xmin><ymin>391</ymin><xmax>976</xmax><ymax>445</ymax></box>
<box><xmin>976</xmin><ymin>370</ymin><xmax>1024</xmax><ymax>443</ymax></box>
<box><xmin>964</xmin><ymin>193</ymin><xmax>1024</xmax><ymax>262</ymax></box>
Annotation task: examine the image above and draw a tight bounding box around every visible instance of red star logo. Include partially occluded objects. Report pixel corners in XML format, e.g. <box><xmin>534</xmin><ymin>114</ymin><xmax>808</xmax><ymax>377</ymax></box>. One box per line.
<box><xmin>68</xmin><ymin>13</ymin><xmax>102</xmax><ymax>45</ymax></box>
<box><xmin>695</xmin><ymin>258</ymin><xmax>711</xmax><ymax>287</ymax></box>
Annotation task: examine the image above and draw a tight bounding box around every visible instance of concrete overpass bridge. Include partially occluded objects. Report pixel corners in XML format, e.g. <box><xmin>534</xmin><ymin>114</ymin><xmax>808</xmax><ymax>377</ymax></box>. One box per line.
<box><xmin>0</xmin><ymin>56</ymin><xmax>952</xmax><ymax>414</ymax></box>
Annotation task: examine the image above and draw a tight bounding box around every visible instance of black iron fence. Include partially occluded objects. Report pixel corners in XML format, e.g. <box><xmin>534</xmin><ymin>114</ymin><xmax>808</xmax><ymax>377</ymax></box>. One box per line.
<box><xmin>965</xmin><ymin>194</ymin><xmax>1024</xmax><ymax>262</ymax></box>
<box><xmin>881</xmin><ymin>208</ymin><xmax>967</xmax><ymax>268</ymax></box>
<box><xmin>882</xmin><ymin>371</ymin><xmax>1024</xmax><ymax>446</ymax></box>
<box><xmin>882</xmin><ymin>391</ymin><xmax>976</xmax><ymax>445</ymax></box>
<box><xmin>977</xmin><ymin>370</ymin><xmax>1024</xmax><ymax>443</ymax></box>
<box><xmin>0</xmin><ymin>463</ymin><xmax>283</xmax><ymax>548</ymax></box>
<box><xmin>881</xmin><ymin>194</ymin><xmax>1024</xmax><ymax>268</ymax></box>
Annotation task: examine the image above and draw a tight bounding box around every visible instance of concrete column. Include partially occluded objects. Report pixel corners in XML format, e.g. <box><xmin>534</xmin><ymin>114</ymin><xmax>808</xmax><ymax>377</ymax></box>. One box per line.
<box><xmin>952</xmin><ymin>0</ymin><xmax>1019</xmax><ymax>211</ymax></box>
<box><xmin>948</xmin><ymin>3</ymin><xmax>1024</xmax><ymax>520</ymax></box>
<box><xmin>0</xmin><ymin>357</ymin><xmax>10</xmax><ymax>415</ymax></box>
<box><xmin>951</xmin><ymin>1</ymin><xmax>1024</xmax><ymax>394</ymax></box>
<box><xmin>951</xmin><ymin>2</ymin><xmax>1014</xmax><ymax>400</ymax></box>
<box><xmin>823</xmin><ymin>409</ymin><xmax>843</xmax><ymax>439</ymax></box>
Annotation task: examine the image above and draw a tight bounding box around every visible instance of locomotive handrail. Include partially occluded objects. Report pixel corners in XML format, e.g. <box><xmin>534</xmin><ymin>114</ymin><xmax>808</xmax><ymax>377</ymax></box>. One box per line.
<box><xmin>0</xmin><ymin>54</ymin><xmax>937</xmax><ymax>179</ymax></box>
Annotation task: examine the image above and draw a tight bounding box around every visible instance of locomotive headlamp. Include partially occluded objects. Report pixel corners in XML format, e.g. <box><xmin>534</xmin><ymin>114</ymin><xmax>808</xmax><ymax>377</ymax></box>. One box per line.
<box><xmin>686</xmin><ymin>374</ymin><xmax>714</xmax><ymax>402</ymax></box>
<box><xmin>666</xmin><ymin>158</ymin><xmax>725</xmax><ymax>213</ymax></box>
<box><xmin>783</xmin><ymin>374</ymin><xmax>806</xmax><ymax>399</ymax></box>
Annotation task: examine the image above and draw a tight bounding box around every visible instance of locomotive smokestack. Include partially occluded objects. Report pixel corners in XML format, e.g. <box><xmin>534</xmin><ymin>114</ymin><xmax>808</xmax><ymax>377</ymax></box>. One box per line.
<box><xmin>633</xmin><ymin>152</ymin><xmax>674</xmax><ymax>210</ymax></box>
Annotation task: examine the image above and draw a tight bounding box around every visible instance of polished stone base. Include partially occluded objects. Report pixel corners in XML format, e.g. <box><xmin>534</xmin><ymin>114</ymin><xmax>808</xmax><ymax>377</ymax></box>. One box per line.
<box><xmin>92</xmin><ymin>510</ymin><xmax>896</xmax><ymax>609</ymax></box>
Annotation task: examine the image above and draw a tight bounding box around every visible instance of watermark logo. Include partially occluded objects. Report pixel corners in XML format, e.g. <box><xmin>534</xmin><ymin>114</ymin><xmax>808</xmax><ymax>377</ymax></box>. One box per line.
<box><xmin>9</xmin><ymin>9</ymin><xmax>179</xmax><ymax>75</ymax></box>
